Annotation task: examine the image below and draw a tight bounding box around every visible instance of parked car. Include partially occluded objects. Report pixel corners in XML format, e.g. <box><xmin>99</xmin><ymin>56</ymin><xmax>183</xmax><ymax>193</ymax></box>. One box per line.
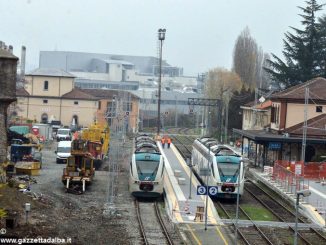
<box><xmin>56</xmin><ymin>128</ymin><xmax>72</xmax><ymax>142</ymax></box>
<box><xmin>55</xmin><ymin>140</ymin><xmax>72</xmax><ymax>163</ymax></box>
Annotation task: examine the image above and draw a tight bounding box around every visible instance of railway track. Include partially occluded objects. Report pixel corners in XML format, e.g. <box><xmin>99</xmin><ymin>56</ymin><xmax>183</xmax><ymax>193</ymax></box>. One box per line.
<box><xmin>245</xmin><ymin>180</ymin><xmax>326</xmax><ymax>245</ymax></box>
<box><xmin>135</xmin><ymin>200</ymin><xmax>173</xmax><ymax>245</ymax></box>
<box><xmin>171</xmin><ymin>135</ymin><xmax>192</xmax><ymax>160</ymax></box>
<box><xmin>215</xmin><ymin>201</ymin><xmax>274</xmax><ymax>245</ymax></box>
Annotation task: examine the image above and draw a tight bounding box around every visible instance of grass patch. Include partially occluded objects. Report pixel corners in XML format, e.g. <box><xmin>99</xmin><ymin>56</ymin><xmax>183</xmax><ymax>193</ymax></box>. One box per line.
<box><xmin>241</xmin><ymin>204</ymin><xmax>277</xmax><ymax>221</ymax></box>
<box><xmin>0</xmin><ymin>208</ymin><xmax>7</xmax><ymax>218</ymax></box>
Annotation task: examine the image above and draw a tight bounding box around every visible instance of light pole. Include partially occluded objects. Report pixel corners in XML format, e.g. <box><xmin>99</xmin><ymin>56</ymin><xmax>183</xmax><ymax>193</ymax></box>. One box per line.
<box><xmin>294</xmin><ymin>189</ymin><xmax>311</xmax><ymax>245</ymax></box>
<box><xmin>186</xmin><ymin>158</ymin><xmax>192</xmax><ymax>199</ymax></box>
<box><xmin>157</xmin><ymin>28</ymin><xmax>166</xmax><ymax>137</ymax></box>
<box><xmin>234</xmin><ymin>162</ymin><xmax>241</xmax><ymax>244</ymax></box>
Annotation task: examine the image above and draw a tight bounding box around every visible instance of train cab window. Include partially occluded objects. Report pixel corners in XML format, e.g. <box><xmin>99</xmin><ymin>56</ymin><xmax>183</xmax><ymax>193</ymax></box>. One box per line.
<box><xmin>218</xmin><ymin>163</ymin><xmax>239</xmax><ymax>176</ymax></box>
<box><xmin>136</xmin><ymin>160</ymin><xmax>159</xmax><ymax>175</ymax></box>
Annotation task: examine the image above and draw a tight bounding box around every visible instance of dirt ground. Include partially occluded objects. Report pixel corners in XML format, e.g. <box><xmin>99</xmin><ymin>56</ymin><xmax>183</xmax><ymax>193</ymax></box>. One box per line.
<box><xmin>0</xmin><ymin>139</ymin><xmax>137</xmax><ymax>245</ymax></box>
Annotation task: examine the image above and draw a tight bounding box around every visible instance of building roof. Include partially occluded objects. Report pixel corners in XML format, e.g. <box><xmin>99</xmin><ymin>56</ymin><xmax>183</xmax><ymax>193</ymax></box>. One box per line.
<box><xmin>285</xmin><ymin>114</ymin><xmax>326</xmax><ymax>139</ymax></box>
<box><xmin>0</xmin><ymin>49</ymin><xmax>18</xmax><ymax>59</ymax></box>
<box><xmin>233</xmin><ymin>128</ymin><xmax>326</xmax><ymax>144</ymax></box>
<box><xmin>26</xmin><ymin>68</ymin><xmax>75</xmax><ymax>78</ymax></box>
<box><xmin>242</xmin><ymin>100</ymin><xmax>272</xmax><ymax>111</ymax></box>
<box><xmin>61</xmin><ymin>88</ymin><xmax>97</xmax><ymax>100</ymax></box>
<box><xmin>82</xmin><ymin>88</ymin><xmax>140</xmax><ymax>100</ymax></box>
<box><xmin>271</xmin><ymin>77</ymin><xmax>326</xmax><ymax>102</ymax></box>
<box><xmin>102</xmin><ymin>59</ymin><xmax>134</xmax><ymax>66</ymax></box>
<box><xmin>16</xmin><ymin>87</ymin><xmax>29</xmax><ymax>96</ymax></box>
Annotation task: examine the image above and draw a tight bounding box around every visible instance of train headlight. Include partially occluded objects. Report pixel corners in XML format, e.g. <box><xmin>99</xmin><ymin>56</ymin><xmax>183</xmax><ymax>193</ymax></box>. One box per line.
<box><xmin>153</xmin><ymin>181</ymin><xmax>159</xmax><ymax>185</ymax></box>
<box><xmin>217</xmin><ymin>182</ymin><xmax>223</xmax><ymax>186</ymax></box>
<box><xmin>134</xmin><ymin>180</ymin><xmax>140</xmax><ymax>184</ymax></box>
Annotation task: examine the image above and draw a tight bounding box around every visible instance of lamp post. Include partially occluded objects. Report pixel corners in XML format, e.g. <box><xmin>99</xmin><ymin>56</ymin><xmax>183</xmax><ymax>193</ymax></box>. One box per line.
<box><xmin>186</xmin><ymin>158</ymin><xmax>192</xmax><ymax>199</ymax></box>
<box><xmin>234</xmin><ymin>162</ymin><xmax>241</xmax><ymax>244</ymax></box>
<box><xmin>294</xmin><ymin>189</ymin><xmax>311</xmax><ymax>245</ymax></box>
<box><xmin>157</xmin><ymin>28</ymin><xmax>166</xmax><ymax>137</ymax></box>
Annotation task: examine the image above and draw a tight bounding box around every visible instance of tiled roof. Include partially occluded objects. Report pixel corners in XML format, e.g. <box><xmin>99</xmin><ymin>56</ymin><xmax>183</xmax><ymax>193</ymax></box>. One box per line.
<box><xmin>16</xmin><ymin>87</ymin><xmax>29</xmax><ymax>96</ymax></box>
<box><xmin>82</xmin><ymin>88</ymin><xmax>140</xmax><ymax>100</ymax></box>
<box><xmin>285</xmin><ymin>114</ymin><xmax>326</xmax><ymax>138</ymax></box>
<box><xmin>61</xmin><ymin>88</ymin><xmax>97</xmax><ymax>100</ymax></box>
<box><xmin>26</xmin><ymin>68</ymin><xmax>75</xmax><ymax>78</ymax></box>
<box><xmin>243</xmin><ymin>100</ymin><xmax>272</xmax><ymax>110</ymax></box>
<box><xmin>271</xmin><ymin>77</ymin><xmax>326</xmax><ymax>101</ymax></box>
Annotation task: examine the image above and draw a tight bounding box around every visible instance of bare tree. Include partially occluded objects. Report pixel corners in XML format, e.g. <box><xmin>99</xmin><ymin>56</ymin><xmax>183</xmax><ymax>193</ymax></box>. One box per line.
<box><xmin>232</xmin><ymin>27</ymin><xmax>259</xmax><ymax>89</ymax></box>
<box><xmin>204</xmin><ymin>67</ymin><xmax>242</xmax><ymax>140</ymax></box>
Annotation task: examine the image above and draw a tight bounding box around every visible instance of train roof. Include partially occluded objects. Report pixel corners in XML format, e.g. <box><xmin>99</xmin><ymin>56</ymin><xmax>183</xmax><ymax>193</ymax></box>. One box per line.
<box><xmin>135</xmin><ymin>142</ymin><xmax>160</xmax><ymax>154</ymax></box>
<box><xmin>195</xmin><ymin>137</ymin><xmax>240</xmax><ymax>157</ymax></box>
<box><xmin>135</xmin><ymin>137</ymin><xmax>156</xmax><ymax>145</ymax></box>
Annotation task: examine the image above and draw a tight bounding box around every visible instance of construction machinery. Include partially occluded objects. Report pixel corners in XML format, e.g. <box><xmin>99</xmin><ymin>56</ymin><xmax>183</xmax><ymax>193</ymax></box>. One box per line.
<box><xmin>80</xmin><ymin>122</ymin><xmax>110</xmax><ymax>169</ymax></box>
<box><xmin>62</xmin><ymin>139</ymin><xmax>95</xmax><ymax>194</ymax></box>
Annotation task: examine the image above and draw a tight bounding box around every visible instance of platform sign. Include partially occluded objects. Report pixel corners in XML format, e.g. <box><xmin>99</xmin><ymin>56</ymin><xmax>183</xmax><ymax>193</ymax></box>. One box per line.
<box><xmin>295</xmin><ymin>164</ymin><xmax>302</xmax><ymax>175</ymax></box>
<box><xmin>208</xmin><ymin>186</ymin><xmax>218</xmax><ymax>196</ymax></box>
<box><xmin>197</xmin><ymin>186</ymin><xmax>218</xmax><ymax>196</ymax></box>
<box><xmin>197</xmin><ymin>185</ymin><xmax>207</xmax><ymax>195</ymax></box>
<box><xmin>199</xmin><ymin>168</ymin><xmax>211</xmax><ymax>176</ymax></box>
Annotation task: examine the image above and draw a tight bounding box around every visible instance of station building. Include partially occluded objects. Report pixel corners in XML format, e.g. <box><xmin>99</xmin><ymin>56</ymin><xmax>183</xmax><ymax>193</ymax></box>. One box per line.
<box><xmin>235</xmin><ymin>77</ymin><xmax>326</xmax><ymax>179</ymax></box>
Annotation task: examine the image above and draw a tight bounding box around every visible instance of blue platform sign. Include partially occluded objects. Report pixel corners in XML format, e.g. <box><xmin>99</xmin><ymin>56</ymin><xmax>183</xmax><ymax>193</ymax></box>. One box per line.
<box><xmin>208</xmin><ymin>186</ymin><xmax>218</xmax><ymax>196</ymax></box>
<box><xmin>197</xmin><ymin>186</ymin><xmax>218</xmax><ymax>196</ymax></box>
<box><xmin>268</xmin><ymin>142</ymin><xmax>281</xmax><ymax>150</ymax></box>
<box><xmin>197</xmin><ymin>185</ymin><xmax>207</xmax><ymax>195</ymax></box>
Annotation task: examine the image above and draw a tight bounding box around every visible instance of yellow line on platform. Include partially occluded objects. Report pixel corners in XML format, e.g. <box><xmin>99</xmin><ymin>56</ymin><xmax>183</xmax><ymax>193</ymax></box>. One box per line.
<box><xmin>186</xmin><ymin>224</ymin><xmax>202</xmax><ymax>245</ymax></box>
<box><xmin>215</xmin><ymin>226</ymin><xmax>228</xmax><ymax>245</ymax></box>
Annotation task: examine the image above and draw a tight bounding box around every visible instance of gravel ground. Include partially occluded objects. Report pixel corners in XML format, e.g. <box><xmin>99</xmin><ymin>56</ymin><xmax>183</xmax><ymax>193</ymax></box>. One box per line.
<box><xmin>1</xmin><ymin>137</ymin><xmax>184</xmax><ymax>245</ymax></box>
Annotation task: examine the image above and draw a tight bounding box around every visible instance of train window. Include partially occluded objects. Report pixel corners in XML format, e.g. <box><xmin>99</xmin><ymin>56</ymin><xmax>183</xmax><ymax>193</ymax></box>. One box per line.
<box><xmin>136</xmin><ymin>160</ymin><xmax>159</xmax><ymax>175</ymax></box>
<box><xmin>218</xmin><ymin>163</ymin><xmax>239</xmax><ymax>176</ymax></box>
<box><xmin>130</xmin><ymin>162</ymin><xmax>133</xmax><ymax>175</ymax></box>
<box><xmin>161</xmin><ymin>161</ymin><xmax>164</xmax><ymax>177</ymax></box>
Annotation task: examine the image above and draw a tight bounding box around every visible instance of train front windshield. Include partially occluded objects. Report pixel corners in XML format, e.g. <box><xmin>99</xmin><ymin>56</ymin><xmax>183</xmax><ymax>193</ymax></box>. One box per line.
<box><xmin>218</xmin><ymin>163</ymin><xmax>239</xmax><ymax>176</ymax></box>
<box><xmin>136</xmin><ymin>160</ymin><xmax>159</xmax><ymax>175</ymax></box>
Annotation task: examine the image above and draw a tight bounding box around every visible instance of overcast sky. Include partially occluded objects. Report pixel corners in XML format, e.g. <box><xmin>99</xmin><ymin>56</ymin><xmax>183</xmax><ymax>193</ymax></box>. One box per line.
<box><xmin>1</xmin><ymin>0</ymin><xmax>325</xmax><ymax>76</ymax></box>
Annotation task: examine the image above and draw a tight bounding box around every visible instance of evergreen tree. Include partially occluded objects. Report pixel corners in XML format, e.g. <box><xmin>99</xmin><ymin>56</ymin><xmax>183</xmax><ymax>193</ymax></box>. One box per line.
<box><xmin>265</xmin><ymin>0</ymin><xmax>325</xmax><ymax>88</ymax></box>
<box><xmin>317</xmin><ymin>14</ymin><xmax>326</xmax><ymax>77</ymax></box>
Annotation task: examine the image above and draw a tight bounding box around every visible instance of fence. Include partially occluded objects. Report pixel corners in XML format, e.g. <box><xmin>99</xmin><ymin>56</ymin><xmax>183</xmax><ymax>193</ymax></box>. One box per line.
<box><xmin>271</xmin><ymin>161</ymin><xmax>309</xmax><ymax>195</ymax></box>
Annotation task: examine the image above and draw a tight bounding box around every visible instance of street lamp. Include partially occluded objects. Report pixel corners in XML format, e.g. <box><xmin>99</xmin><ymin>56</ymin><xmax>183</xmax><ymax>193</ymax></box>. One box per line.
<box><xmin>294</xmin><ymin>189</ymin><xmax>311</xmax><ymax>245</ymax></box>
<box><xmin>234</xmin><ymin>162</ymin><xmax>242</xmax><ymax>244</ymax></box>
<box><xmin>186</xmin><ymin>158</ymin><xmax>192</xmax><ymax>199</ymax></box>
<box><xmin>157</xmin><ymin>28</ymin><xmax>166</xmax><ymax>137</ymax></box>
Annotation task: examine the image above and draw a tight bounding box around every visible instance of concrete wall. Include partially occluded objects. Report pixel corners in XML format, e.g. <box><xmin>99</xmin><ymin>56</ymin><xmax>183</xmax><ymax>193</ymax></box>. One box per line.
<box><xmin>25</xmin><ymin>75</ymin><xmax>74</xmax><ymax>97</ymax></box>
<box><xmin>60</xmin><ymin>99</ymin><xmax>97</xmax><ymax>127</ymax></box>
<box><xmin>271</xmin><ymin>102</ymin><xmax>326</xmax><ymax>130</ymax></box>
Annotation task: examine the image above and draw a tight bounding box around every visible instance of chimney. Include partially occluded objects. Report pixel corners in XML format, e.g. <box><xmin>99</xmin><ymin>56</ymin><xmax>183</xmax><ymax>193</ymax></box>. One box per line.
<box><xmin>21</xmin><ymin>46</ymin><xmax>26</xmax><ymax>77</ymax></box>
<box><xmin>8</xmin><ymin>45</ymin><xmax>13</xmax><ymax>54</ymax></box>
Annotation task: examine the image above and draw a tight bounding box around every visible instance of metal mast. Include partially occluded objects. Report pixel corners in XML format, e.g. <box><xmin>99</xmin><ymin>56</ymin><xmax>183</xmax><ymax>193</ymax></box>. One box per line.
<box><xmin>301</xmin><ymin>87</ymin><xmax>309</xmax><ymax>165</ymax></box>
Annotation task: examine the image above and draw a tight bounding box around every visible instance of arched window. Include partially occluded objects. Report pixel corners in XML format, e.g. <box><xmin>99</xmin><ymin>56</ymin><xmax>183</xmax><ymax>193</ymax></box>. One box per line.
<box><xmin>41</xmin><ymin>113</ymin><xmax>48</xmax><ymax>123</ymax></box>
<box><xmin>44</xmin><ymin>81</ymin><xmax>49</xmax><ymax>90</ymax></box>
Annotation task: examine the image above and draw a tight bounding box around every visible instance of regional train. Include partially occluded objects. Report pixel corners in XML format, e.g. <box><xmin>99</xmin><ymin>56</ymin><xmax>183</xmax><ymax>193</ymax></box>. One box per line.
<box><xmin>129</xmin><ymin>135</ymin><xmax>164</xmax><ymax>198</ymax></box>
<box><xmin>192</xmin><ymin>137</ymin><xmax>245</xmax><ymax>199</ymax></box>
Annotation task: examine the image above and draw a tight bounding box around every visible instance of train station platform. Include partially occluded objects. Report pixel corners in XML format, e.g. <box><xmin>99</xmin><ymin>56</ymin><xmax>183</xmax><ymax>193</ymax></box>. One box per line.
<box><xmin>249</xmin><ymin>167</ymin><xmax>326</xmax><ymax>228</ymax></box>
<box><xmin>158</xmin><ymin>142</ymin><xmax>232</xmax><ymax>245</ymax></box>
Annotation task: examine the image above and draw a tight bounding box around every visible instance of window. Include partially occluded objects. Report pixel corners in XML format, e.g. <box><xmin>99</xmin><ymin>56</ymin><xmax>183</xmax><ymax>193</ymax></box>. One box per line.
<box><xmin>74</xmin><ymin>101</ymin><xmax>79</xmax><ymax>105</ymax></box>
<box><xmin>98</xmin><ymin>101</ymin><xmax>101</xmax><ymax>109</ymax></box>
<box><xmin>271</xmin><ymin>106</ymin><xmax>275</xmax><ymax>123</ymax></box>
<box><xmin>43</xmin><ymin>99</ymin><xmax>48</xmax><ymax>104</ymax></box>
<box><xmin>44</xmin><ymin>81</ymin><xmax>48</xmax><ymax>90</ymax></box>
<box><xmin>316</xmin><ymin>106</ymin><xmax>322</xmax><ymax>113</ymax></box>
